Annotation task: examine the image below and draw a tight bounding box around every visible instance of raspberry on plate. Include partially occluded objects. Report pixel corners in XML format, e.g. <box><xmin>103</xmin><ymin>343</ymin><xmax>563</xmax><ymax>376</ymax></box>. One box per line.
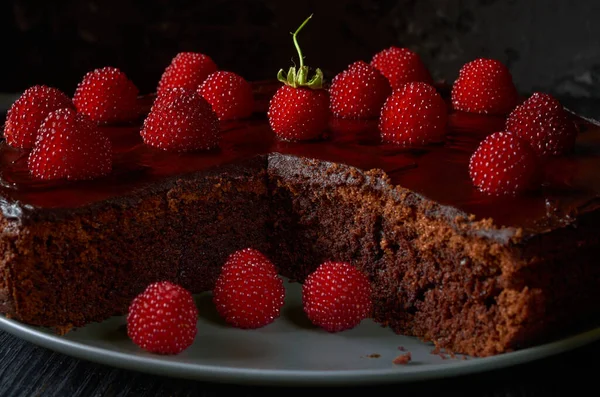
<box><xmin>268</xmin><ymin>15</ymin><xmax>330</xmax><ymax>141</ymax></box>
<box><xmin>4</xmin><ymin>85</ymin><xmax>74</xmax><ymax>149</ymax></box>
<box><xmin>218</xmin><ymin>247</ymin><xmax>277</xmax><ymax>275</ymax></box>
<box><xmin>212</xmin><ymin>248</ymin><xmax>285</xmax><ymax>329</ymax></box>
<box><xmin>469</xmin><ymin>131</ymin><xmax>539</xmax><ymax>196</ymax></box>
<box><xmin>451</xmin><ymin>58</ymin><xmax>518</xmax><ymax>115</ymax></box>
<box><xmin>28</xmin><ymin>108</ymin><xmax>112</xmax><ymax>181</ymax></box>
<box><xmin>506</xmin><ymin>92</ymin><xmax>578</xmax><ymax>159</ymax></box>
<box><xmin>370</xmin><ymin>46</ymin><xmax>433</xmax><ymax>90</ymax></box>
<box><xmin>127</xmin><ymin>281</ymin><xmax>198</xmax><ymax>355</ymax></box>
<box><xmin>157</xmin><ymin>52</ymin><xmax>218</xmax><ymax>95</ymax></box>
<box><xmin>199</xmin><ymin>71</ymin><xmax>254</xmax><ymax>121</ymax></box>
<box><xmin>302</xmin><ymin>261</ymin><xmax>372</xmax><ymax>332</ymax></box>
<box><xmin>141</xmin><ymin>91</ymin><xmax>220</xmax><ymax>152</ymax></box>
<box><xmin>379</xmin><ymin>82</ymin><xmax>448</xmax><ymax>146</ymax></box>
<box><xmin>329</xmin><ymin>60</ymin><xmax>391</xmax><ymax>120</ymax></box>
<box><xmin>73</xmin><ymin>66</ymin><xmax>140</xmax><ymax>124</ymax></box>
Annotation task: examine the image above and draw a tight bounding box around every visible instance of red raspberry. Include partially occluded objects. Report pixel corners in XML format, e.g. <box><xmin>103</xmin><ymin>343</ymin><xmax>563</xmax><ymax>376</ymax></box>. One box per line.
<box><xmin>28</xmin><ymin>108</ymin><xmax>112</xmax><ymax>181</ymax></box>
<box><xmin>451</xmin><ymin>58</ymin><xmax>518</xmax><ymax>115</ymax></box>
<box><xmin>198</xmin><ymin>71</ymin><xmax>254</xmax><ymax>121</ymax></box>
<box><xmin>469</xmin><ymin>131</ymin><xmax>539</xmax><ymax>196</ymax></box>
<box><xmin>370</xmin><ymin>46</ymin><xmax>433</xmax><ymax>90</ymax></box>
<box><xmin>151</xmin><ymin>87</ymin><xmax>195</xmax><ymax>113</ymax></box>
<box><xmin>219</xmin><ymin>247</ymin><xmax>277</xmax><ymax>275</ymax></box>
<box><xmin>267</xmin><ymin>85</ymin><xmax>330</xmax><ymax>141</ymax></box>
<box><xmin>267</xmin><ymin>15</ymin><xmax>330</xmax><ymax>141</ymax></box>
<box><xmin>213</xmin><ymin>248</ymin><xmax>284</xmax><ymax>329</ymax></box>
<box><xmin>506</xmin><ymin>92</ymin><xmax>578</xmax><ymax>159</ymax></box>
<box><xmin>302</xmin><ymin>261</ymin><xmax>372</xmax><ymax>332</ymax></box>
<box><xmin>141</xmin><ymin>91</ymin><xmax>220</xmax><ymax>152</ymax></box>
<box><xmin>73</xmin><ymin>66</ymin><xmax>140</xmax><ymax>123</ymax></box>
<box><xmin>379</xmin><ymin>82</ymin><xmax>448</xmax><ymax>146</ymax></box>
<box><xmin>329</xmin><ymin>60</ymin><xmax>392</xmax><ymax>119</ymax></box>
<box><xmin>4</xmin><ymin>85</ymin><xmax>74</xmax><ymax>149</ymax></box>
<box><xmin>157</xmin><ymin>52</ymin><xmax>218</xmax><ymax>95</ymax></box>
<box><xmin>127</xmin><ymin>281</ymin><xmax>198</xmax><ymax>355</ymax></box>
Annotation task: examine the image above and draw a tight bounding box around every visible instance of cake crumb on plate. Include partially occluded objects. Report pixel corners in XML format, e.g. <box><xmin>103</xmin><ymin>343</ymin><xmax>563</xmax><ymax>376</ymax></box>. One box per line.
<box><xmin>393</xmin><ymin>352</ymin><xmax>412</xmax><ymax>365</ymax></box>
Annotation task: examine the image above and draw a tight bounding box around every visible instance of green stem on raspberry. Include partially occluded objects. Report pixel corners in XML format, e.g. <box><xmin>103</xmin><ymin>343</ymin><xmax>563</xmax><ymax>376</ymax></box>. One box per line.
<box><xmin>293</xmin><ymin>14</ymin><xmax>311</xmax><ymax>70</ymax></box>
<box><xmin>276</xmin><ymin>14</ymin><xmax>324</xmax><ymax>90</ymax></box>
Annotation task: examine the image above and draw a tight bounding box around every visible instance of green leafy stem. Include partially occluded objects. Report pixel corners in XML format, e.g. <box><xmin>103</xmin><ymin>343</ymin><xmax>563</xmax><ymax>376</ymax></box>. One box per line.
<box><xmin>277</xmin><ymin>14</ymin><xmax>324</xmax><ymax>89</ymax></box>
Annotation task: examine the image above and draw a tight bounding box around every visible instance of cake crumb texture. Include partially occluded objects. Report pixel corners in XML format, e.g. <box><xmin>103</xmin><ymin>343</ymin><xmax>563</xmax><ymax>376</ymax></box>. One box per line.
<box><xmin>0</xmin><ymin>157</ymin><xmax>269</xmax><ymax>328</ymax></box>
<box><xmin>267</xmin><ymin>153</ymin><xmax>600</xmax><ymax>356</ymax></box>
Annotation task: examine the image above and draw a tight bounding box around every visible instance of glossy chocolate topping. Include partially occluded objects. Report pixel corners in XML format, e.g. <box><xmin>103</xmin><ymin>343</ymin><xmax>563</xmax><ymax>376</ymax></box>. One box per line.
<box><xmin>1</xmin><ymin>81</ymin><xmax>600</xmax><ymax>233</ymax></box>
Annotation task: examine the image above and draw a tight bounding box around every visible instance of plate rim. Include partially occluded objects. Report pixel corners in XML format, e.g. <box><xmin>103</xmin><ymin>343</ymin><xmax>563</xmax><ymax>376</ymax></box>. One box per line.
<box><xmin>1</xmin><ymin>315</ymin><xmax>599</xmax><ymax>386</ymax></box>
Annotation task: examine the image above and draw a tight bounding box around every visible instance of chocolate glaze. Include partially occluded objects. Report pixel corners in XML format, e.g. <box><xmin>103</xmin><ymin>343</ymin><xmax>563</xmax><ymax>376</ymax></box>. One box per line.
<box><xmin>1</xmin><ymin>81</ymin><xmax>600</xmax><ymax>234</ymax></box>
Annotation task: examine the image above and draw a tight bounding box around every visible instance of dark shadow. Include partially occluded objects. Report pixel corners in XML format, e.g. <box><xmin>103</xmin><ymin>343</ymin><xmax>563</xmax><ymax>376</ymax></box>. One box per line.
<box><xmin>103</xmin><ymin>323</ymin><xmax>128</xmax><ymax>343</ymax></box>
<box><xmin>194</xmin><ymin>292</ymin><xmax>229</xmax><ymax>327</ymax></box>
<box><xmin>281</xmin><ymin>304</ymin><xmax>318</xmax><ymax>330</ymax></box>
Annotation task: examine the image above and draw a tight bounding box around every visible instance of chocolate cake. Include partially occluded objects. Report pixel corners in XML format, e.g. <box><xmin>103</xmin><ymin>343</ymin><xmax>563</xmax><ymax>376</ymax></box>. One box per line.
<box><xmin>1</xmin><ymin>81</ymin><xmax>599</xmax><ymax>356</ymax></box>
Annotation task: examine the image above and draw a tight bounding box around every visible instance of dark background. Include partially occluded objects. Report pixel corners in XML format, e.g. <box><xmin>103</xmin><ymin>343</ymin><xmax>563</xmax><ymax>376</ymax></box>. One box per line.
<box><xmin>2</xmin><ymin>0</ymin><xmax>599</xmax><ymax>100</ymax></box>
<box><xmin>2</xmin><ymin>1</ymin><xmax>600</xmax><ymax>395</ymax></box>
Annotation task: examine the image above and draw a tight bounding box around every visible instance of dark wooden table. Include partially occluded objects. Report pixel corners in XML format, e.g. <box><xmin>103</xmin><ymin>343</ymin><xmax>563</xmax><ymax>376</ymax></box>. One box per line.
<box><xmin>2</xmin><ymin>98</ymin><xmax>600</xmax><ymax>396</ymax></box>
<box><xmin>0</xmin><ymin>328</ymin><xmax>598</xmax><ymax>396</ymax></box>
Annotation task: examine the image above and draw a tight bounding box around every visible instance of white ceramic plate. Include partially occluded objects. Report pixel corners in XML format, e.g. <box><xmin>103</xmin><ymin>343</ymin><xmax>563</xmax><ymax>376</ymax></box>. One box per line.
<box><xmin>1</xmin><ymin>280</ymin><xmax>599</xmax><ymax>386</ymax></box>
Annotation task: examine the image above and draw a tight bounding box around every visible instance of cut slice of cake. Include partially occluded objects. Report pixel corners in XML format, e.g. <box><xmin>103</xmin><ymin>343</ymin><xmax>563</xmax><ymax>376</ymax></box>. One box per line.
<box><xmin>268</xmin><ymin>151</ymin><xmax>600</xmax><ymax>356</ymax></box>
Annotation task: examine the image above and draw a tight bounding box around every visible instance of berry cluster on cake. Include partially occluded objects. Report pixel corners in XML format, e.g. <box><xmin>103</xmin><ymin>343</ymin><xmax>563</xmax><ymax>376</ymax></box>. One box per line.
<box><xmin>1</xmin><ymin>16</ymin><xmax>599</xmax><ymax>357</ymax></box>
